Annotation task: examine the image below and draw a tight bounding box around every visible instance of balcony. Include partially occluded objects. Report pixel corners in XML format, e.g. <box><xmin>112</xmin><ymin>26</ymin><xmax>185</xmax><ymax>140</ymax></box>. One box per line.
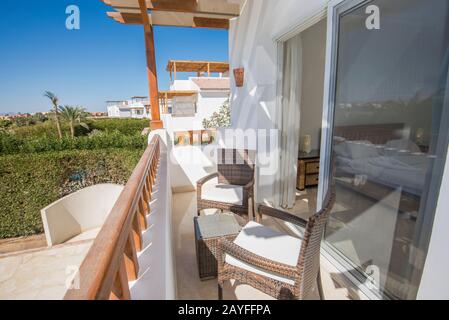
<box><xmin>0</xmin><ymin>131</ymin><xmax>361</xmax><ymax>300</ymax></box>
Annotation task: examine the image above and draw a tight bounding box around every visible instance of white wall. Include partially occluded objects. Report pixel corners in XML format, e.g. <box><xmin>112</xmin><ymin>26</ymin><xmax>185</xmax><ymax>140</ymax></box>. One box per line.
<box><xmin>417</xmin><ymin>146</ymin><xmax>449</xmax><ymax>299</ymax></box>
<box><xmin>163</xmin><ymin>78</ymin><xmax>230</xmax><ymax>133</ymax></box>
<box><xmin>229</xmin><ymin>0</ymin><xmax>328</xmax><ymax>202</ymax></box>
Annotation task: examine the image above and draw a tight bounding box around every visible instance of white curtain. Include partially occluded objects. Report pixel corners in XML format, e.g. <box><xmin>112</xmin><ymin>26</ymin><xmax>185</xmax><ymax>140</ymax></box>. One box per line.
<box><xmin>275</xmin><ymin>34</ymin><xmax>302</xmax><ymax>209</ymax></box>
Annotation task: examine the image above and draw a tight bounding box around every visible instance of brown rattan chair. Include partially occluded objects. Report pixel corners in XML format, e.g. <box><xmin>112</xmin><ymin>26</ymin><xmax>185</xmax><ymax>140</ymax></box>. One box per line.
<box><xmin>217</xmin><ymin>191</ymin><xmax>335</xmax><ymax>300</ymax></box>
<box><xmin>197</xmin><ymin>149</ymin><xmax>255</xmax><ymax>220</ymax></box>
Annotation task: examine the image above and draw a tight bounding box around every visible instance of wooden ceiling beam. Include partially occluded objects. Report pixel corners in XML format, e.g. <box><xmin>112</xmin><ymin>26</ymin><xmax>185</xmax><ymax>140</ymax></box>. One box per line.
<box><xmin>107</xmin><ymin>11</ymin><xmax>230</xmax><ymax>29</ymax></box>
<box><xmin>193</xmin><ymin>17</ymin><xmax>229</xmax><ymax>29</ymax></box>
<box><xmin>102</xmin><ymin>0</ymin><xmax>241</xmax><ymax>17</ymax></box>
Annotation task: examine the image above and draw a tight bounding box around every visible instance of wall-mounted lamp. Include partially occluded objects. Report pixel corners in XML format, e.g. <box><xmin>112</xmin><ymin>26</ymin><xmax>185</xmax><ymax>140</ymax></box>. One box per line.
<box><xmin>233</xmin><ymin>68</ymin><xmax>244</xmax><ymax>87</ymax></box>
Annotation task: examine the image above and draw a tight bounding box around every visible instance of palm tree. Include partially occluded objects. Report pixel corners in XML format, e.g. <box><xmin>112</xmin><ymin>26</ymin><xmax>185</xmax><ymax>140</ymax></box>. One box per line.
<box><xmin>44</xmin><ymin>91</ymin><xmax>63</xmax><ymax>139</ymax></box>
<box><xmin>58</xmin><ymin>105</ymin><xmax>89</xmax><ymax>138</ymax></box>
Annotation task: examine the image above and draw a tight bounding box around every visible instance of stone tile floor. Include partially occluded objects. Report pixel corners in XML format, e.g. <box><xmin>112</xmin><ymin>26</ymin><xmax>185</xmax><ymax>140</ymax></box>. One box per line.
<box><xmin>0</xmin><ymin>240</ymin><xmax>92</xmax><ymax>300</ymax></box>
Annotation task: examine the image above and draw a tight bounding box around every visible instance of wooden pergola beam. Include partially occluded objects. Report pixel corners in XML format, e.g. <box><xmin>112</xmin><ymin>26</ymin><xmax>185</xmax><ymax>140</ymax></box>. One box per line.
<box><xmin>138</xmin><ymin>0</ymin><xmax>163</xmax><ymax>129</ymax></box>
<box><xmin>166</xmin><ymin>60</ymin><xmax>229</xmax><ymax>73</ymax></box>
<box><xmin>158</xmin><ymin>90</ymin><xmax>197</xmax><ymax>98</ymax></box>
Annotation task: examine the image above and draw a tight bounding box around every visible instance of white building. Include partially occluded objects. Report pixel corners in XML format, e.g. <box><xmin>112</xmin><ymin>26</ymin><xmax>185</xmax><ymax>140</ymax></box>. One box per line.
<box><xmin>106</xmin><ymin>96</ymin><xmax>151</xmax><ymax>119</ymax></box>
<box><xmin>160</xmin><ymin>60</ymin><xmax>230</xmax><ymax>142</ymax></box>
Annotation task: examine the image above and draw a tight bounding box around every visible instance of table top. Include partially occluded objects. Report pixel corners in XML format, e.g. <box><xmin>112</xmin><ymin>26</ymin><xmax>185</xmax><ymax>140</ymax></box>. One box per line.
<box><xmin>298</xmin><ymin>149</ymin><xmax>320</xmax><ymax>160</ymax></box>
<box><xmin>194</xmin><ymin>213</ymin><xmax>241</xmax><ymax>239</ymax></box>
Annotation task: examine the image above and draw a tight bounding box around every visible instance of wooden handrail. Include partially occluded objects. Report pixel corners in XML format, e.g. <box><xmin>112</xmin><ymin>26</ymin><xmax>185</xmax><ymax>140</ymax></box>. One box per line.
<box><xmin>64</xmin><ymin>136</ymin><xmax>161</xmax><ymax>300</ymax></box>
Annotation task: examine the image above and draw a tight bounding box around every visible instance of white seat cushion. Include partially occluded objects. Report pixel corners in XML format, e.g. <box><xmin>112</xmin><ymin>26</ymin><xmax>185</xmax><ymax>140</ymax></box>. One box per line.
<box><xmin>201</xmin><ymin>177</ymin><xmax>243</xmax><ymax>205</ymax></box>
<box><xmin>225</xmin><ymin>221</ymin><xmax>302</xmax><ymax>285</ymax></box>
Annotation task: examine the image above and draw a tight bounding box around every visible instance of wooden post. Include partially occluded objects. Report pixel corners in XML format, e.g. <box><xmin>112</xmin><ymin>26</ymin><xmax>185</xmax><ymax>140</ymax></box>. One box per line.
<box><xmin>174</xmin><ymin>61</ymin><xmax>177</xmax><ymax>80</ymax></box>
<box><xmin>124</xmin><ymin>233</ymin><xmax>139</xmax><ymax>281</ymax></box>
<box><xmin>165</xmin><ymin>92</ymin><xmax>168</xmax><ymax>113</ymax></box>
<box><xmin>138</xmin><ymin>0</ymin><xmax>163</xmax><ymax>129</ymax></box>
<box><xmin>207</xmin><ymin>62</ymin><xmax>210</xmax><ymax>77</ymax></box>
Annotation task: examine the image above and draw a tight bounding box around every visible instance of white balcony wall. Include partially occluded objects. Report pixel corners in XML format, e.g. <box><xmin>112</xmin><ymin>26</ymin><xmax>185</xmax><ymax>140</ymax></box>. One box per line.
<box><xmin>228</xmin><ymin>0</ymin><xmax>328</xmax><ymax>203</ymax></box>
<box><xmin>170</xmin><ymin>79</ymin><xmax>197</xmax><ymax>91</ymax></box>
<box><xmin>417</xmin><ymin>145</ymin><xmax>449</xmax><ymax>299</ymax></box>
<box><xmin>130</xmin><ymin>129</ymin><xmax>176</xmax><ymax>299</ymax></box>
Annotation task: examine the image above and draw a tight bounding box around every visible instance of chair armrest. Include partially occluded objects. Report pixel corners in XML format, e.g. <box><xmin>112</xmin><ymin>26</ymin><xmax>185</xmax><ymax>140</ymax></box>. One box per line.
<box><xmin>197</xmin><ymin>172</ymin><xmax>218</xmax><ymax>188</ymax></box>
<box><xmin>258</xmin><ymin>205</ymin><xmax>307</xmax><ymax>228</ymax></box>
<box><xmin>217</xmin><ymin>238</ymin><xmax>298</xmax><ymax>278</ymax></box>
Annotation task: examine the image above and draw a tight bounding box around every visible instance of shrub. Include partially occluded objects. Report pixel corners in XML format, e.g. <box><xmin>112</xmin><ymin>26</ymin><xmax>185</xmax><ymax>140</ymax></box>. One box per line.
<box><xmin>202</xmin><ymin>99</ymin><xmax>231</xmax><ymax>129</ymax></box>
<box><xmin>87</xmin><ymin>118</ymin><xmax>149</xmax><ymax>136</ymax></box>
<box><xmin>0</xmin><ymin>149</ymin><xmax>143</xmax><ymax>239</ymax></box>
<box><xmin>10</xmin><ymin>118</ymin><xmax>149</xmax><ymax>139</ymax></box>
<box><xmin>0</xmin><ymin>131</ymin><xmax>147</xmax><ymax>155</ymax></box>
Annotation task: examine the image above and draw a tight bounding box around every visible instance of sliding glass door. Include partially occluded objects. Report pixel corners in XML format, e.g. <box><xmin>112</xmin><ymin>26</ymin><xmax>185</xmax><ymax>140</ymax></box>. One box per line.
<box><xmin>322</xmin><ymin>0</ymin><xmax>449</xmax><ymax>299</ymax></box>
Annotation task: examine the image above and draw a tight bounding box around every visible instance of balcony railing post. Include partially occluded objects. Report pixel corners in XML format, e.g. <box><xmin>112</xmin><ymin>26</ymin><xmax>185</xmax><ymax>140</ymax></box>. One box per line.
<box><xmin>132</xmin><ymin>212</ymin><xmax>143</xmax><ymax>252</ymax></box>
<box><xmin>146</xmin><ymin>174</ymin><xmax>152</xmax><ymax>199</ymax></box>
<box><xmin>138</xmin><ymin>197</ymin><xmax>148</xmax><ymax>230</ymax></box>
<box><xmin>124</xmin><ymin>233</ymin><xmax>139</xmax><ymax>281</ymax></box>
<box><xmin>109</xmin><ymin>257</ymin><xmax>131</xmax><ymax>300</ymax></box>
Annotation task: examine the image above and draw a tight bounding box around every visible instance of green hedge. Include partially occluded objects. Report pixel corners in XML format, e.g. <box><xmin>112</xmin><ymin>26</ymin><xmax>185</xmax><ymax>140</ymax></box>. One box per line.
<box><xmin>0</xmin><ymin>149</ymin><xmax>144</xmax><ymax>239</ymax></box>
<box><xmin>0</xmin><ymin>131</ymin><xmax>147</xmax><ymax>155</ymax></box>
<box><xmin>87</xmin><ymin>118</ymin><xmax>149</xmax><ymax>136</ymax></box>
<box><xmin>11</xmin><ymin>118</ymin><xmax>149</xmax><ymax>139</ymax></box>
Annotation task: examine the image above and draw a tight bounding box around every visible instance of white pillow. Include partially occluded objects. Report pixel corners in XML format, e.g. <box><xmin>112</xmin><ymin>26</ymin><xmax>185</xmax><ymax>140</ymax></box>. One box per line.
<box><xmin>385</xmin><ymin>139</ymin><xmax>421</xmax><ymax>154</ymax></box>
<box><xmin>333</xmin><ymin>142</ymin><xmax>348</xmax><ymax>157</ymax></box>
<box><xmin>345</xmin><ymin>140</ymin><xmax>379</xmax><ymax>159</ymax></box>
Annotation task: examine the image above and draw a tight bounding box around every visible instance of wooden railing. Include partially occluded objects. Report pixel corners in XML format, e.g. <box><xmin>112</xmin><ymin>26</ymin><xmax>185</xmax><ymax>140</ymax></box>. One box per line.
<box><xmin>64</xmin><ymin>136</ymin><xmax>161</xmax><ymax>300</ymax></box>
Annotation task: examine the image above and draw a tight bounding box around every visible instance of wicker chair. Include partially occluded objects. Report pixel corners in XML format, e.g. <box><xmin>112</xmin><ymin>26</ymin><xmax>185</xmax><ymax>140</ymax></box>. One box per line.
<box><xmin>217</xmin><ymin>191</ymin><xmax>335</xmax><ymax>300</ymax></box>
<box><xmin>197</xmin><ymin>149</ymin><xmax>255</xmax><ymax>220</ymax></box>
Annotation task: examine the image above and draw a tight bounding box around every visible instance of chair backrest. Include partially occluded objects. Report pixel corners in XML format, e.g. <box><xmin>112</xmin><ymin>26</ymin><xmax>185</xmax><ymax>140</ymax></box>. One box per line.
<box><xmin>296</xmin><ymin>190</ymin><xmax>335</xmax><ymax>299</ymax></box>
<box><xmin>217</xmin><ymin>149</ymin><xmax>255</xmax><ymax>186</ymax></box>
<box><xmin>41</xmin><ymin>184</ymin><xmax>124</xmax><ymax>246</ymax></box>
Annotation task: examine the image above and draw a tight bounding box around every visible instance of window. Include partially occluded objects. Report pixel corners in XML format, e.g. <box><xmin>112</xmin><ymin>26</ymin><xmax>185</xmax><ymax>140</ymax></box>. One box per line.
<box><xmin>323</xmin><ymin>0</ymin><xmax>449</xmax><ymax>299</ymax></box>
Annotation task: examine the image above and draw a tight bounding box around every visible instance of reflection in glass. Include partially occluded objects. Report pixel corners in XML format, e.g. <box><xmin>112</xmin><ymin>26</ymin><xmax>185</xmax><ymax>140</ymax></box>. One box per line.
<box><xmin>325</xmin><ymin>0</ymin><xmax>449</xmax><ymax>299</ymax></box>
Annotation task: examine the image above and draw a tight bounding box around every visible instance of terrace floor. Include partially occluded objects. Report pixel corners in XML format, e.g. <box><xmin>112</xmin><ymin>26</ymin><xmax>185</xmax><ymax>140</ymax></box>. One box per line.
<box><xmin>0</xmin><ymin>240</ymin><xmax>92</xmax><ymax>299</ymax></box>
<box><xmin>172</xmin><ymin>189</ymin><xmax>359</xmax><ymax>300</ymax></box>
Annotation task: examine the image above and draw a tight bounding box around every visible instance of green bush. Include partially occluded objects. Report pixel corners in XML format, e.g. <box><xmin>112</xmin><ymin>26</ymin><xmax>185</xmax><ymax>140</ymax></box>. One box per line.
<box><xmin>0</xmin><ymin>149</ymin><xmax>143</xmax><ymax>239</ymax></box>
<box><xmin>0</xmin><ymin>131</ymin><xmax>147</xmax><ymax>155</ymax></box>
<box><xmin>10</xmin><ymin>118</ymin><xmax>149</xmax><ymax>139</ymax></box>
<box><xmin>87</xmin><ymin>118</ymin><xmax>149</xmax><ymax>136</ymax></box>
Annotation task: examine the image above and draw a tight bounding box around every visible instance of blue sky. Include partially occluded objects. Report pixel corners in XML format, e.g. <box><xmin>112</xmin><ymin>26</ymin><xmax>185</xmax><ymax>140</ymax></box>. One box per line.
<box><xmin>0</xmin><ymin>0</ymin><xmax>228</xmax><ymax>113</ymax></box>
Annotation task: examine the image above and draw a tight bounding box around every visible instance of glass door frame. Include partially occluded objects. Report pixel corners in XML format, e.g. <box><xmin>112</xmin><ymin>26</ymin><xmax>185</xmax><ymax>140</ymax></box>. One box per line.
<box><xmin>317</xmin><ymin>0</ymin><xmax>449</xmax><ymax>299</ymax></box>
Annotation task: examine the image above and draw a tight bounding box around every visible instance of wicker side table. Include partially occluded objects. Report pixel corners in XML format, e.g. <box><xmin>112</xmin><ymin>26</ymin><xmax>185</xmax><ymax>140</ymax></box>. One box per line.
<box><xmin>194</xmin><ymin>214</ymin><xmax>242</xmax><ymax>280</ymax></box>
